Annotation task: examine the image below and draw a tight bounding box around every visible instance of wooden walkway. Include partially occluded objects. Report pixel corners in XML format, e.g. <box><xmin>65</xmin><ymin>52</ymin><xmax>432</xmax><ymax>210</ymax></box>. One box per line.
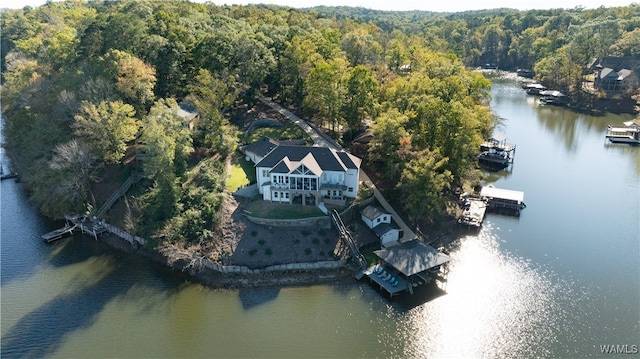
<box><xmin>42</xmin><ymin>174</ymin><xmax>146</xmax><ymax>248</ymax></box>
<box><xmin>95</xmin><ymin>174</ymin><xmax>141</xmax><ymax>218</ymax></box>
<box><xmin>330</xmin><ymin>209</ymin><xmax>367</xmax><ymax>277</ymax></box>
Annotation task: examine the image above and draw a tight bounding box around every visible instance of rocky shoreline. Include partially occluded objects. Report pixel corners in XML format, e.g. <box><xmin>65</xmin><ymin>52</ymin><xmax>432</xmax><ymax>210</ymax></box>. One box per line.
<box><xmin>94</xmin><ymin>204</ymin><xmax>468</xmax><ymax>291</ymax></box>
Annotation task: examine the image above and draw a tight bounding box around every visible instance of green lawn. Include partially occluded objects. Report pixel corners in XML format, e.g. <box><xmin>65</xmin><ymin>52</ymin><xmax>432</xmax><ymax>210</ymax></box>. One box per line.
<box><xmin>244</xmin><ymin>200</ymin><xmax>324</xmax><ymax>219</ymax></box>
<box><xmin>226</xmin><ymin>152</ymin><xmax>256</xmax><ymax>192</ymax></box>
<box><xmin>246</xmin><ymin>122</ymin><xmax>311</xmax><ymax>143</ymax></box>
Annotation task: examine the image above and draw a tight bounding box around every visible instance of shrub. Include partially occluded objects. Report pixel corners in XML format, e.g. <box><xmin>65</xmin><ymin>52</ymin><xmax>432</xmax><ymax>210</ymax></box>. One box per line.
<box><xmin>265</xmin><ymin>248</ymin><xmax>272</xmax><ymax>256</ymax></box>
<box><xmin>304</xmin><ymin>248</ymin><xmax>312</xmax><ymax>255</ymax></box>
<box><xmin>249</xmin><ymin>249</ymin><xmax>257</xmax><ymax>256</ymax></box>
<box><xmin>251</xmin><ymin>230</ymin><xmax>258</xmax><ymax>237</ymax></box>
<box><xmin>312</xmin><ymin>237</ymin><xmax>319</xmax><ymax>244</ymax></box>
<box><xmin>301</xmin><ymin>229</ymin><xmax>311</xmax><ymax>236</ymax></box>
<box><xmin>318</xmin><ymin>229</ymin><xmax>326</xmax><ymax>237</ymax></box>
<box><xmin>258</xmin><ymin>239</ymin><xmax>265</xmax><ymax>246</ymax></box>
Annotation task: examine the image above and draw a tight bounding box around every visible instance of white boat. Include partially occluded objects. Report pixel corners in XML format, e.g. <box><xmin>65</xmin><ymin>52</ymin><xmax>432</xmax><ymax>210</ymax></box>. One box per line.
<box><xmin>605</xmin><ymin>121</ymin><xmax>640</xmax><ymax>144</ymax></box>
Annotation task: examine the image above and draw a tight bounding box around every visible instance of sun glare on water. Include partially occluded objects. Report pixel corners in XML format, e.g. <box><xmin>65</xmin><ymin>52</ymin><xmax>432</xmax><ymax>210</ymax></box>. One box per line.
<box><xmin>392</xmin><ymin>223</ymin><xmax>570</xmax><ymax>358</ymax></box>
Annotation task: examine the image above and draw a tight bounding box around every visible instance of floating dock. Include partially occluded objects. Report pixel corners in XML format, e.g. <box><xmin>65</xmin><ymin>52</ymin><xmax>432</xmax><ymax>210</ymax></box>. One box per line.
<box><xmin>480</xmin><ymin>185</ymin><xmax>526</xmax><ymax>214</ymax></box>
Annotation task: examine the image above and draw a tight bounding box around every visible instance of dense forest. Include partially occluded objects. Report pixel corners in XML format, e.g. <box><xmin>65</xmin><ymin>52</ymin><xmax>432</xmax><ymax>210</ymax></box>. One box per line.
<box><xmin>1</xmin><ymin>1</ymin><xmax>638</xmax><ymax>245</ymax></box>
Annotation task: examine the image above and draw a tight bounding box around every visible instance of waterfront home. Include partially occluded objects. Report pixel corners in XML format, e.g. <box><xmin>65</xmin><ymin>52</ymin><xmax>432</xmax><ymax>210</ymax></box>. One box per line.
<box><xmin>254</xmin><ymin>145</ymin><xmax>361</xmax><ymax>206</ymax></box>
<box><xmin>361</xmin><ymin>205</ymin><xmax>401</xmax><ymax>247</ymax></box>
<box><xmin>590</xmin><ymin>56</ymin><xmax>640</xmax><ymax>94</ymax></box>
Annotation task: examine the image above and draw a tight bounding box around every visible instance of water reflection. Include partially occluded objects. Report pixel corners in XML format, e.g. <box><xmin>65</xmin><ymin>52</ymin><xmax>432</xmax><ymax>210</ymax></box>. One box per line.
<box><xmin>394</xmin><ymin>224</ymin><xmax>570</xmax><ymax>358</ymax></box>
<box><xmin>239</xmin><ymin>287</ymin><xmax>281</xmax><ymax>310</ymax></box>
<box><xmin>488</xmin><ymin>72</ymin><xmax>635</xmax><ymax>155</ymax></box>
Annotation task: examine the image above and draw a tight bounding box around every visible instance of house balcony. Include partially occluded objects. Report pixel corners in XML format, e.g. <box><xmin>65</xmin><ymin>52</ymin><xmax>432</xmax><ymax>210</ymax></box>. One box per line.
<box><xmin>320</xmin><ymin>183</ymin><xmax>348</xmax><ymax>191</ymax></box>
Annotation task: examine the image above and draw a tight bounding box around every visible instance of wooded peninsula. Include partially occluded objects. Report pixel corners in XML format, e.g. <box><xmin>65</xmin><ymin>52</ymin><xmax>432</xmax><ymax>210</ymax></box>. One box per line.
<box><xmin>2</xmin><ymin>1</ymin><xmax>639</xmax><ymax>250</ymax></box>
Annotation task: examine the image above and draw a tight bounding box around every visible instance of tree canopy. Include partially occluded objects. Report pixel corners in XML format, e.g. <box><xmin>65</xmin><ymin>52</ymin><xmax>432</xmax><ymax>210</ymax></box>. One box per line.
<box><xmin>2</xmin><ymin>1</ymin><xmax>637</xmax><ymax>233</ymax></box>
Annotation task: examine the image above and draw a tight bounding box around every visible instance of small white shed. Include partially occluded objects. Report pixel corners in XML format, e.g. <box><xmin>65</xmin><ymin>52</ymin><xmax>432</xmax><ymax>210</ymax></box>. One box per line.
<box><xmin>373</xmin><ymin>223</ymin><xmax>401</xmax><ymax>248</ymax></box>
<box><xmin>360</xmin><ymin>205</ymin><xmax>391</xmax><ymax>229</ymax></box>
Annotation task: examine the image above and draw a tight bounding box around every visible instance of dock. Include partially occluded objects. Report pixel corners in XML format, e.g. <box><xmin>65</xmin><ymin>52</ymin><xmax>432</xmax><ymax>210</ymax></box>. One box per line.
<box><xmin>365</xmin><ymin>240</ymin><xmax>451</xmax><ymax>298</ymax></box>
<box><xmin>480</xmin><ymin>185</ymin><xmax>526</xmax><ymax>214</ymax></box>
<box><xmin>41</xmin><ymin>223</ymin><xmax>77</xmax><ymax>243</ymax></box>
<box><xmin>458</xmin><ymin>197</ymin><xmax>487</xmax><ymax>227</ymax></box>
<box><xmin>1</xmin><ymin>172</ymin><xmax>18</xmax><ymax>181</ymax></box>
<box><xmin>479</xmin><ymin>135</ymin><xmax>516</xmax><ymax>169</ymax></box>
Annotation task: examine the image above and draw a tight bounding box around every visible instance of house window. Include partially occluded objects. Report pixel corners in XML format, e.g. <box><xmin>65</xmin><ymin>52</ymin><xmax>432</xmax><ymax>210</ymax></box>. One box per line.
<box><xmin>377</xmin><ymin>218</ymin><xmax>381</xmax><ymax>223</ymax></box>
<box><xmin>274</xmin><ymin>192</ymin><xmax>278</xmax><ymax>198</ymax></box>
<box><xmin>285</xmin><ymin>192</ymin><xmax>289</xmax><ymax>199</ymax></box>
<box><xmin>348</xmin><ymin>187</ymin><xmax>353</xmax><ymax>192</ymax></box>
<box><xmin>262</xmin><ymin>170</ymin><xmax>268</xmax><ymax>177</ymax></box>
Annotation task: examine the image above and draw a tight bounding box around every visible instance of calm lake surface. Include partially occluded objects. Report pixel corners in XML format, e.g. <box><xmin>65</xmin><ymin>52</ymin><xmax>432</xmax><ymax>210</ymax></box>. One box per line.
<box><xmin>2</xmin><ymin>73</ymin><xmax>638</xmax><ymax>358</ymax></box>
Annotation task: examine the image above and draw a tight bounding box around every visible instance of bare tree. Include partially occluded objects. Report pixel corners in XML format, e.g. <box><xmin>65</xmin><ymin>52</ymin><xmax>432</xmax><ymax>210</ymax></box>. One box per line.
<box><xmin>50</xmin><ymin>139</ymin><xmax>101</xmax><ymax>204</ymax></box>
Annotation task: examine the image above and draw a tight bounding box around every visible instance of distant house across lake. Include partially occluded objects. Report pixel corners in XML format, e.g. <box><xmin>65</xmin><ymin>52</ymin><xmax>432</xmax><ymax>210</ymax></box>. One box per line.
<box><xmin>589</xmin><ymin>56</ymin><xmax>640</xmax><ymax>94</ymax></box>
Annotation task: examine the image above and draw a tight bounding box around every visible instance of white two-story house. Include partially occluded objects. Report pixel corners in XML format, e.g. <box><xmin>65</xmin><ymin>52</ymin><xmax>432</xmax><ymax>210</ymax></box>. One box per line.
<box><xmin>254</xmin><ymin>145</ymin><xmax>361</xmax><ymax>206</ymax></box>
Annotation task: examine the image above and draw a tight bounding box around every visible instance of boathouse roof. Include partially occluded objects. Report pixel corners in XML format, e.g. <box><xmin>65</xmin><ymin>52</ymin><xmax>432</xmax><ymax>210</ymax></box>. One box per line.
<box><xmin>374</xmin><ymin>240</ymin><xmax>451</xmax><ymax>277</ymax></box>
<box><xmin>480</xmin><ymin>186</ymin><xmax>524</xmax><ymax>203</ymax></box>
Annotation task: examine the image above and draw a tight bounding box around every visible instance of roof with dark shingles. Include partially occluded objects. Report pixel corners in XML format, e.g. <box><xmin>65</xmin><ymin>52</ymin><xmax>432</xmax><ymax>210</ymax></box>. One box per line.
<box><xmin>242</xmin><ymin>137</ymin><xmax>280</xmax><ymax>158</ymax></box>
<box><xmin>270</xmin><ymin>157</ymin><xmax>292</xmax><ymax>174</ymax></box>
<box><xmin>373</xmin><ymin>223</ymin><xmax>398</xmax><ymax>236</ymax></box>
<box><xmin>256</xmin><ymin>145</ymin><xmax>360</xmax><ymax>171</ymax></box>
<box><xmin>374</xmin><ymin>240</ymin><xmax>451</xmax><ymax>276</ymax></box>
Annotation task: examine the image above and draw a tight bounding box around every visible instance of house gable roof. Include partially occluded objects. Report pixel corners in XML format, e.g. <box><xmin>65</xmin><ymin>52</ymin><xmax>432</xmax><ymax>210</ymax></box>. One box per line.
<box><xmin>294</xmin><ymin>153</ymin><xmax>323</xmax><ymax>176</ymax></box>
<box><xmin>361</xmin><ymin>205</ymin><xmax>389</xmax><ymax>221</ymax></box>
<box><xmin>270</xmin><ymin>156</ymin><xmax>292</xmax><ymax>174</ymax></box>
<box><xmin>598</xmin><ymin>67</ymin><xmax>618</xmax><ymax>80</ymax></box>
<box><xmin>591</xmin><ymin>56</ymin><xmax>640</xmax><ymax>72</ymax></box>
<box><xmin>618</xmin><ymin>69</ymin><xmax>633</xmax><ymax>80</ymax></box>
<box><xmin>255</xmin><ymin>145</ymin><xmax>360</xmax><ymax>172</ymax></box>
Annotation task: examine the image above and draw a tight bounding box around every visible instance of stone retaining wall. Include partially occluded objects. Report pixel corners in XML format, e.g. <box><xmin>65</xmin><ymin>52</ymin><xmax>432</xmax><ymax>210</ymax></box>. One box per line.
<box><xmin>201</xmin><ymin>258</ymin><xmax>347</xmax><ymax>274</ymax></box>
<box><xmin>244</xmin><ymin>214</ymin><xmax>332</xmax><ymax>229</ymax></box>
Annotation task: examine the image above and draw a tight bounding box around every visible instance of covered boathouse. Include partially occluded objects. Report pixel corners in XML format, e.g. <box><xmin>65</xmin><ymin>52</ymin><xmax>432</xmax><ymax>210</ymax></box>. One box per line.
<box><xmin>364</xmin><ymin>241</ymin><xmax>451</xmax><ymax>298</ymax></box>
<box><xmin>480</xmin><ymin>185</ymin><xmax>526</xmax><ymax>214</ymax></box>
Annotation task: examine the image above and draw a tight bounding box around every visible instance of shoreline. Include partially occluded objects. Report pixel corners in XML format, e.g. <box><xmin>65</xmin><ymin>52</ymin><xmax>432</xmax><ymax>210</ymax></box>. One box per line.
<box><xmin>98</xmin><ymin>231</ymin><xmax>361</xmax><ymax>290</ymax></box>
<box><xmin>93</xmin><ymin>214</ymin><xmax>468</xmax><ymax>291</ymax></box>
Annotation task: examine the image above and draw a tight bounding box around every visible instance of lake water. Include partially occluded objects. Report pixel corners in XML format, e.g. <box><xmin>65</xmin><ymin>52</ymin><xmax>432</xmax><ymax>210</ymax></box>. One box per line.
<box><xmin>1</xmin><ymin>74</ymin><xmax>638</xmax><ymax>358</ymax></box>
